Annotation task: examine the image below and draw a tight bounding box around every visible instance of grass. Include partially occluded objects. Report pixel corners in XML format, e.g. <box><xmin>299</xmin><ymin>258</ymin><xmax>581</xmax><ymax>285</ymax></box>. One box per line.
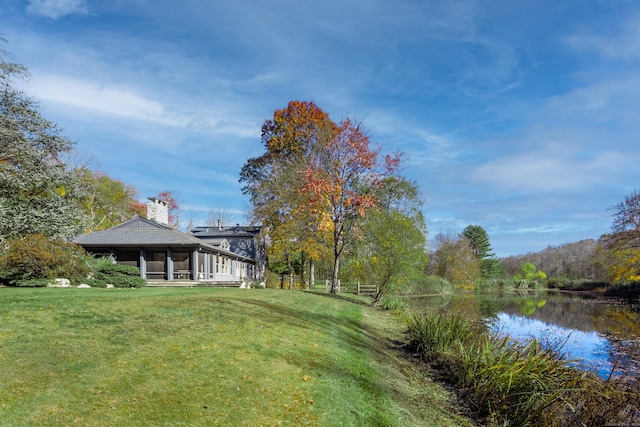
<box><xmin>0</xmin><ymin>287</ymin><xmax>472</xmax><ymax>426</ymax></box>
<box><xmin>405</xmin><ymin>310</ymin><xmax>640</xmax><ymax>426</ymax></box>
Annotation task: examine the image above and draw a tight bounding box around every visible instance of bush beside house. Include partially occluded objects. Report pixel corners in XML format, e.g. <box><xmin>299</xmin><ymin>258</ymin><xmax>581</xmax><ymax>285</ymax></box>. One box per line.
<box><xmin>0</xmin><ymin>234</ymin><xmax>144</xmax><ymax>288</ymax></box>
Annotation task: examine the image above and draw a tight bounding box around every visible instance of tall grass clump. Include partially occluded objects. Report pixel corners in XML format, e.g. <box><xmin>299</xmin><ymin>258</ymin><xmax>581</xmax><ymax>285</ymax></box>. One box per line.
<box><xmin>404</xmin><ymin>310</ymin><xmax>640</xmax><ymax>426</ymax></box>
<box><xmin>457</xmin><ymin>336</ymin><xmax>587</xmax><ymax>426</ymax></box>
<box><xmin>405</xmin><ymin>311</ymin><xmax>480</xmax><ymax>357</ymax></box>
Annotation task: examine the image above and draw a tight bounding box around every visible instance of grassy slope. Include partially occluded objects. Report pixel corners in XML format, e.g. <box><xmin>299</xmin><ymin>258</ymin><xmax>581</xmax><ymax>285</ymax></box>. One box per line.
<box><xmin>0</xmin><ymin>288</ymin><xmax>471</xmax><ymax>426</ymax></box>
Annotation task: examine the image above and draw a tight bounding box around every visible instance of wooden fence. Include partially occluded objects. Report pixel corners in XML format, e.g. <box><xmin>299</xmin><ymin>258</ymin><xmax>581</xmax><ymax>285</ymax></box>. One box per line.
<box><xmin>324</xmin><ymin>280</ymin><xmax>378</xmax><ymax>296</ymax></box>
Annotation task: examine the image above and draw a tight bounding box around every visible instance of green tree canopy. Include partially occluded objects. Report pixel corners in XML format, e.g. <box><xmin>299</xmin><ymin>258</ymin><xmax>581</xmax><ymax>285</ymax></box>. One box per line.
<box><xmin>349</xmin><ymin>177</ymin><xmax>427</xmax><ymax>302</ymax></box>
<box><xmin>77</xmin><ymin>168</ymin><xmax>142</xmax><ymax>231</ymax></box>
<box><xmin>513</xmin><ymin>262</ymin><xmax>547</xmax><ymax>284</ymax></box>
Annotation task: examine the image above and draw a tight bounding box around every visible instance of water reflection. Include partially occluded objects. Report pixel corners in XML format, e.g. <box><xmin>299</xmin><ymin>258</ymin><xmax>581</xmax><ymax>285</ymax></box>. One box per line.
<box><xmin>409</xmin><ymin>291</ymin><xmax>640</xmax><ymax>379</ymax></box>
<box><xmin>490</xmin><ymin>312</ymin><xmax>614</xmax><ymax>378</ymax></box>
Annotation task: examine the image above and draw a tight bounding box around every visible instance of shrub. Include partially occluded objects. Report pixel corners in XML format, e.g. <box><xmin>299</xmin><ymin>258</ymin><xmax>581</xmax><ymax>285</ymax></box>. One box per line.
<box><xmin>604</xmin><ymin>280</ymin><xmax>640</xmax><ymax>298</ymax></box>
<box><xmin>0</xmin><ymin>234</ymin><xmax>89</xmax><ymax>287</ymax></box>
<box><xmin>263</xmin><ymin>270</ymin><xmax>282</xmax><ymax>289</ymax></box>
<box><xmin>404</xmin><ymin>275</ymin><xmax>453</xmax><ymax>294</ymax></box>
<box><xmin>477</xmin><ymin>277</ymin><xmax>514</xmax><ymax>289</ymax></box>
<box><xmin>84</xmin><ymin>257</ymin><xmax>146</xmax><ymax>288</ymax></box>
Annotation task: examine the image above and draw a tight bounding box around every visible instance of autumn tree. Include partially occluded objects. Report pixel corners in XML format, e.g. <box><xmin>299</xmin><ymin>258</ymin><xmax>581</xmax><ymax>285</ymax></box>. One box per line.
<box><xmin>597</xmin><ymin>190</ymin><xmax>640</xmax><ymax>282</ymax></box>
<box><xmin>462</xmin><ymin>225</ymin><xmax>503</xmax><ymax>279</ymax></box>
<box><xmin>301</xmin><ymin>118</ymin><xmax>401</xmax><ymax>293</ymax></box>
<box><xmin>610</xmin><ymin>189</ymin><xmax>640</xmax><ymax>248</ymax></box>
<box><xmin>240</xmin><ymin>101</ymin><xmax>335</xmax><ymax>288</ymax></box>
<box><xmin>0</xmin><ymin>40</ymin><xmax>86</xmax><ymax>243</ymax></box>
<box><xmin>428</xmin><ymin>233</ymin><xmax>480</xmax><ymax>289</ymax></box>
<box><xmin>241</xmin><ymin>102</ymin><xmax>402</xmax><ymax>293</ymax></box>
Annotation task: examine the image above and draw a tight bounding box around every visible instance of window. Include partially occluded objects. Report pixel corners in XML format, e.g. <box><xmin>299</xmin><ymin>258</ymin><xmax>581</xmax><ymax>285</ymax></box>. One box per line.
<box><xmin>146</xmin><ymin>251</ymin><xmax>165</xmax><ymax>273</ymax></box>
<box><xmin>172</xmin><ymin>252</ymin><xmax>190</xmax><ymax>271</ymax></box>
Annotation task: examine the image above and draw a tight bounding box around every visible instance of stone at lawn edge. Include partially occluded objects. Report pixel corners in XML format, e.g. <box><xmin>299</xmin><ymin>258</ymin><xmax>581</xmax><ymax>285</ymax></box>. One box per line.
<box><xmin>77</xmin><ymin>284</ymin><xmax>91</xmax><ymax>288</ymax></box>
<box><xmin>47</xmin><ymin>278</ymin><xmax>71</xmax><ymax>288</ymax></box>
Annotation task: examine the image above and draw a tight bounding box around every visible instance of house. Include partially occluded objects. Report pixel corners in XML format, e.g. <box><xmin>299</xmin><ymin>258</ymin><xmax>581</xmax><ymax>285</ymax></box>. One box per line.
<box><xmin>73</xmin><ymin>199</ymin><xmax>257</xmax><ymax>284</ymax></box>
<box><xmin>190</xmin><ymin>222</ymin><xmax>265</xmax><ymax>279</ymax></box>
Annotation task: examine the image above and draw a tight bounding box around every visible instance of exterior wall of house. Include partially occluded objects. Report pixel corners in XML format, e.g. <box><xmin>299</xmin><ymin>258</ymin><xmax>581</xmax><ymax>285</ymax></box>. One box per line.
<box><xmin>85</xmin><ymin>247</ymin><xmax>253</xmax><ymax>283</ymax></box>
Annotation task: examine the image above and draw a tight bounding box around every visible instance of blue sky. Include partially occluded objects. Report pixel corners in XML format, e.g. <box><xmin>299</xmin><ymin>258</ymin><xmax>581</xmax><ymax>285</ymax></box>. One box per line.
<box><xmin>2</xmin><ymin>0</ymin><xmax>640</xmax><ymax>257</ymax></box>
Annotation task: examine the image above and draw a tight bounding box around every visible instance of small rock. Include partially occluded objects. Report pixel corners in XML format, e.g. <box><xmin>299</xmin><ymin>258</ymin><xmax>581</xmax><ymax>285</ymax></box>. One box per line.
<box><xmin>77</xmin><ymin>284</ymin><xmax>91</xmax><ymax>289</ymax></box>
<box><xmin>106</xmin><ymin>284</ymin><xmax>114</xmax><ymax>289</ymax></box>
<box><xmin>48</xmin><ymin>278</ymin><xmax>71</xmax><ymax>288</ymax></box>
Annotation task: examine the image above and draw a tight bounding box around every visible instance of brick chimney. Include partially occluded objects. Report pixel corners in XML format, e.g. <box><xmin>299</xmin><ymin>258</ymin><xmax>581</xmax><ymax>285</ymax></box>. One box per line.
<box><xmin>147</xmin><ymin>197</ymin><xmax>169</xmax><ymax>225</ymax></box>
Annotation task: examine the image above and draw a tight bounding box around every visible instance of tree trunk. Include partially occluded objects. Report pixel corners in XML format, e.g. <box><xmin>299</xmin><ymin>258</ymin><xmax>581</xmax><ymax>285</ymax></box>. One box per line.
<box><xmin>300</xmin><ymin>251</ymin><xmax>307</xmax><ymax>290</ymax></box>
<box><xmin>309</xmin><ymin>259</ymin><xmax>315</xmax><ymax>290</ymax></box>
<box><xmin>372</xmin><ymin>289</ymin><xmax>383</xmax><ymax>304</ymax></box>
<box><xmin>286</xmin><ymin>253</ymin><xmax>294</xmax><ymax>290</ymax></box>
<box><xmin>331</xmin><ymin>257</ymin><xmax>340</xmax><ymax>293</ymax></box>
<box><xmin>331</xmin><ymin>218</ymin><xmax>342</xmax><ymax>293</ymax></box>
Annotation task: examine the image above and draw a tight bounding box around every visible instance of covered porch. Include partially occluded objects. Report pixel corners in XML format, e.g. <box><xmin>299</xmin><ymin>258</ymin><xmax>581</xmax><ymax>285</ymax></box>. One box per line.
<box><xmin>74</xmin><ymin>217</ymin><xmax>256</xmax><ymax>284</ymax></box>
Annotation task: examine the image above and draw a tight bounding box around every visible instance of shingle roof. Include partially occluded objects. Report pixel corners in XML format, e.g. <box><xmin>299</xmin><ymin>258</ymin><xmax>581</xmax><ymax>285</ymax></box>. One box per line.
<box><xmin>190</xmin><ymin>225</ymin><xmax>262</xmax><ymax>237</ymax></box>
<box><xmin>74</xmin><ymin>217</ymin><xmax>254</xmax><ymax>262</ymax></box>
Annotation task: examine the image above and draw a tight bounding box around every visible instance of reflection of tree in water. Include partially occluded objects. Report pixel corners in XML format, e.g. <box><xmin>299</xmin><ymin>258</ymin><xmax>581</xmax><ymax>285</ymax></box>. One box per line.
<box><xmin>517</xmin><ymin>297</ymin><xmax>546</xmax><ymax>316</ymax></box>
<box><xmin>409</xmin><ymin>292</ymin><xmax>640</xmax><ymax>377</ymax></box>
<box><xmin>498</xmin><ymin>293</ymin><xmax>640</xmax><ymax>378</ymax></box>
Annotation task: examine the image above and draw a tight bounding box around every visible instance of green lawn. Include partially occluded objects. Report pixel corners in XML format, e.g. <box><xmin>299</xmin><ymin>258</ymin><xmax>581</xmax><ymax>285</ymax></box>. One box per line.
<box><xmin>0</xmin><ymin>288</ymin><xmax>470</xmax><ymax>426</ymax></box>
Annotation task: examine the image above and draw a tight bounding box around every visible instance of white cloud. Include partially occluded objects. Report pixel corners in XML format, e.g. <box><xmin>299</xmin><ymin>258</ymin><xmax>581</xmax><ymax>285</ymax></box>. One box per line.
<box><xmin>27</xmin><ymin>0</ymin><xmax>88</xmax><ymax>20</ymax></box>
<box><xmin>23</xmin><ymin>74</ymin><xmax>189</xmax><ymax>127</ymax></box>
<box><xmin>470</xmin><ymin>149</ymin><xmax>623</xmax><ymax>194</ymax></box>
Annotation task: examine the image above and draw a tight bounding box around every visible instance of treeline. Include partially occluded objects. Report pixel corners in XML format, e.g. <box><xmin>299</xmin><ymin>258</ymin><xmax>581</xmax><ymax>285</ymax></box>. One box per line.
<box><xmin>501</xmin><ymin>239</ymin><xmax>604</xmax><ymax>282</ymax></box>
<box><xmin>501</xmin><ymin>189</ymin><xmax>640</xmax><ymax>290</ymax></box>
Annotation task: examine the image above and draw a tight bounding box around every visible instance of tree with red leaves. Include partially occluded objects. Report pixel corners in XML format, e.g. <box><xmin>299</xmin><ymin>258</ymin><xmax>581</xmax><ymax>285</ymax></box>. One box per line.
<box><xmin>240</xmin><ymin>101</ymin><xmax>403</xmax><ymax>292</ymax></box>
<box><xmin>301</xmin><ymin>118</ymin><xmax>401</xmax><ymax>293</ymax></box>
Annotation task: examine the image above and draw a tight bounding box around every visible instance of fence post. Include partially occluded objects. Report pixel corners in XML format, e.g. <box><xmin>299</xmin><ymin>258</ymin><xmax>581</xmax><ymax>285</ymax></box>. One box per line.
<box><xmin>357</xmin><ymin>281</ymin><xmax>361</xmax><ymax>295</ymax></box>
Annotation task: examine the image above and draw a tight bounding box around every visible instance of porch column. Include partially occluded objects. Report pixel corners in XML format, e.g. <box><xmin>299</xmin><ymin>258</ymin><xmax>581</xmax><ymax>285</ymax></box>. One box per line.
<box><xmin>192</xmin><ymin>249</ymin><xmax>199</xmax><ymax>282</ymax></box>
<box><xmin>203</xmin><ymin>252</ymin><xmax>209</xmax><ymax>281</ymax></box>
<box><xmin>139</xmin><ymin>249</ymin><xmax>146</xmax><ymax>279</ymax></box>
<box><xmin>167</xmin><ymin>248</ymin><xmax>174</xmax><ymax>281</ymax></box>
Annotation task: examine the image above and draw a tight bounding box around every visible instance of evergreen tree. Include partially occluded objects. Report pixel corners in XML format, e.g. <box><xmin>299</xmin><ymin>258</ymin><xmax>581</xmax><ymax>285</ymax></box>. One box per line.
<box><xmin>0</xmin><ymin>40</ymin><xmax>86</xmax><ymax>242</ymax></box>
<box><xmin>462</xmin><ymin>225</ymin><xmax>503</xmax><ymax>279</ymax></box>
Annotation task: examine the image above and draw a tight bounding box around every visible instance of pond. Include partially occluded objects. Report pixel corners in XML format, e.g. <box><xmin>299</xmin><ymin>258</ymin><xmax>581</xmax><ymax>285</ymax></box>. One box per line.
<box><xmin>407</xmin><ymin>290</ymin><xmax>640</xmax><ymax>379</ymax></box>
